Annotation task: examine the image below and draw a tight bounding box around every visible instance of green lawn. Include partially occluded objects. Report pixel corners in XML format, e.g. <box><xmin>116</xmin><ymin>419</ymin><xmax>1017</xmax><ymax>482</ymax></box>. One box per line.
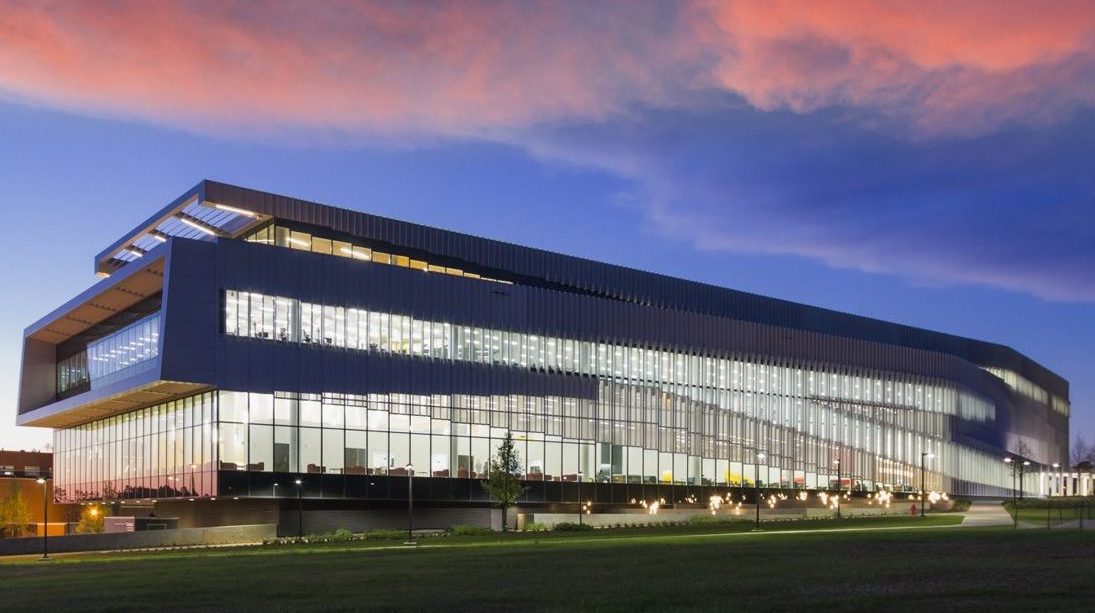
<box><xmin>2</xmin><ymin>515</ymin><xmax>1092</xmax><ymax>611</ymax></box>
<box><xmin>1005</xmin><ymin>500</ymin><xmax>1095</xmax><ymax>525</ymax></box>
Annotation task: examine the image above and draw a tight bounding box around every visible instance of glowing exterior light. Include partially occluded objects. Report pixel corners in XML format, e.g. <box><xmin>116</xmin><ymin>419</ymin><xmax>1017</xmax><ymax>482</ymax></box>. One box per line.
<box><xmin>213</xmin><ymin>203</ymin><xmax>257</xmax><ymax>217</ymax></box>
<box><xmin>178</xmin><ymin>217</ymin><xmax>217</xmax><ymax>235</ymax></box>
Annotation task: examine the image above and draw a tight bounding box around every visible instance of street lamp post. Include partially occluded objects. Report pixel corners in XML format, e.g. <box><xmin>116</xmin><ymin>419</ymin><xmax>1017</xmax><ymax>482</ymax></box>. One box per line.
<box><xmin>295</xmin><ymin>478</ymin><xmax>303</xmax><ymax>538</ymax></box>
<box><xmin>405</xmin><ymin>464</ymin><xmax>415</xmax><ymax>545</ymax></box>
<box><xmin>834</xmin><ymin>459</ymin><xmax>842</xmax><ymax>519</ymax></box>
<box><xmin>577</xmin><ymin>471</ymin><xmax>583</xmax><ymax>527</ymax></box>
<box><xmin>754</xmin><ymin>452</ymin><xmax>766</xmax><ymax>531</ymax></box>
<box><xmin>920</xmin><ymin>452</ymin><xmax>935</xmax><ymax>518</ymax></box>
<box><xmin>1020</xmin><ymin>460</ymin><xmax>1030</xmax><ymax>500</ymax></box>
<box><xmin>1004</xmin><ymin>458</ymin><xmax>1017</xmax><ymax>529</ymax></box>
<box><xmin>1049</xmin><ymin>463</ymin><xmax>1060</xmax><ymax>530</ymax></box>
<box><xmin>35</xmin><ymin>478</ymin><xmax>49</xmax><ymax>561</ymax></box>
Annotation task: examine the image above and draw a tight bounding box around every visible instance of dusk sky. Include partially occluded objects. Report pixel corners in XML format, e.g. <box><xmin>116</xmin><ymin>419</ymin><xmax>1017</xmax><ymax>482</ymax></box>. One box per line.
<box><xmin>0</xmin><ymin>0</ymin><xmax>1092</xmax><ymax>452</ymax></box>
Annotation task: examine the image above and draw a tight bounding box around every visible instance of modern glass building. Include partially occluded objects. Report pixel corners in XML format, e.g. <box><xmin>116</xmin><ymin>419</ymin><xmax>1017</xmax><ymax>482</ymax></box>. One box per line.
<box><xmin>17</xmin><ymin>181</ymin><xmax>1070</xmax><ymax>530</ymax></box>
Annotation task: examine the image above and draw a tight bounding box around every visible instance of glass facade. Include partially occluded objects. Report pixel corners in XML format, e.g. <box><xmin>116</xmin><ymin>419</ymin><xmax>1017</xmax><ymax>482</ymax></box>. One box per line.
<box><xmin>242</xmin><ymin>223</ymin><xmax>512</xmax><ymax>285</ymax></box>
<box><xmin>223</xmin><ymin>290</ymin><xmax>1020</xmax><ymax>497</ymax></box>
<box><xmin>87</xmin><ymin>313</ymin><xmax>161</xmax><ymax>388</ymax></box>
<box><xmin>55</xmin><ymin>313</ymin><xmax>161</xmax><ymax>397</ymax></box>
<box><xmin>53</xmin><ymin>392</ymin><xmax>217</xmax><ymax>502</ymax></box>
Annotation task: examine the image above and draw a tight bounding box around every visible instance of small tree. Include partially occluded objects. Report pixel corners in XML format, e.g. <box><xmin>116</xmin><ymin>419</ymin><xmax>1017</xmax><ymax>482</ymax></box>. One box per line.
<box><xmin>0</xmin><ymin>480</ymin><xmax>32</xmax><ymax>538</ymax></box>
<box><xmin>483</xmin><ymin>431</ymin><xmax>526</xmax><ymax>532</ymax></box>
<box><xmin>1071</xmin><ymin>435</ymin><xmax>1095</xmax><ymax>467</ymax></box>
<box><xmin>76</xmin><ymin>504</ymin><xmax>105</xmax><ymax>534</ymax></box>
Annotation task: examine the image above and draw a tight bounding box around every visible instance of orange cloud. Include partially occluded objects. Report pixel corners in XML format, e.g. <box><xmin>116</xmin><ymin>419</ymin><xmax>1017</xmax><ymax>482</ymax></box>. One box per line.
<box><xmin>1</xmin><ymin>1</ymin><xmax>1094</xmax><ymax>138</ymax></box>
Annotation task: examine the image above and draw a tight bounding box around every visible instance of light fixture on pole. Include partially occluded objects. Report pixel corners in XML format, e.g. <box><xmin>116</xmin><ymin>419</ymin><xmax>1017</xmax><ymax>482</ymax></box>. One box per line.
<box><xmin>754</xmin><ymin>452</ymin><xmax>766</xmax><ymax>531</ymax></box>
<box><xmin>577</xmin><ymin>471</ymin><xmax>583</xmax><ymax>527</ymax></box>
<box><xmin>404</xmin><ymin>464</ymin><xmax>416</xmax><ymax>545</ymax></box>
<box><xmin>1004</xmin><ymin>458</ymin><xmax>1017</xmax><ymax>529</ymax></box>
<box><xmin>920</xmin><ymin>452</ymin><xmax>935</xmax><ymax>518</ymax></box>
<box><xmin>1021</xmin><ymin>460</ymin><xmax>1031</xmax><ymax>500</ymax></box>
<box><xmin>1050</xmin><ymin>463</ymin><xmax>1060</xmax><ymax>530</ymax></box>
<box><xmin>834</xmin><ymin>458</ymin><xmax>842</xmax><ymax>519</ymax></box>
<box><xmin>294</xmin><ymin>479</ymin><xmax>303</xmax><ymax>538</ymax></box>
<box><xmin>35</xmin><ymin>478</ymin><xmax>49</xmax><ymax>561</ymax></box>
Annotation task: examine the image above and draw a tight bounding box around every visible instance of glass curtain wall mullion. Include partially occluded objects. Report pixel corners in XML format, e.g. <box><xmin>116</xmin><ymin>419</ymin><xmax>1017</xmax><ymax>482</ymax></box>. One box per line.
<box><xmin>86</xmin><ymin>312</ymin><xmax>162</xmax><ymax>389</ymax></box>
<box><xmin>52</xmin><ymin>391</ymin><xmax>218</xmax><ymax>502</ymax></box>
<box><xmin>216</xmin><ymin>290</ymin><xmax>1027</xmax><ymax>496</ymax></box>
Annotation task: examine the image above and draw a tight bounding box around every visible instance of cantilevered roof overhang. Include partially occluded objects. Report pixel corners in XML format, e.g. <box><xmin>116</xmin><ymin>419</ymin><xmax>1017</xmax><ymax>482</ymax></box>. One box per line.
<box><xmin>28</xmin><ymin>251</ymin><xmax>167</xmax><ymax>345</ymax></box>
<box><xmin>95</xmin><ymin>181</ymin><xmax>271</xmax><ymax>275</ymax></box>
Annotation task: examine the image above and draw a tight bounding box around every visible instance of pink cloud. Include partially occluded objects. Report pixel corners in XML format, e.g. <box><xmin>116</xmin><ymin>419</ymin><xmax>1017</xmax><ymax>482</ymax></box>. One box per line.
<box><xmin>2</xmin><ymin>1</ymin><xmax>1094</xmax><ymax>138</ymax></box>
<box><xmin>699</xmin><ymin>0</ymin><xmax>1095</xmax><ymax>135</ymax></box>
<box><xmin>0</xmin><ymin>1</ymin><xmax>701</xmax><ymax>138</ymax></box>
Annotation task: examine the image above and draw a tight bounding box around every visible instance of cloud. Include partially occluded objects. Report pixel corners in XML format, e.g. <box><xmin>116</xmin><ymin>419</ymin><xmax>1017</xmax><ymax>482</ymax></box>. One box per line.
<box><xmin>521</xmin><ymin>105</ymin><xmax>1095</xmax><ymax>301</ymax></box>
<box><xmin>3</xmin><ymin>1</ymin><xmax>1094</xmax><ymax>139</ymax></box>
<box><xmin>701</xmin><ymin>0</ymin><xmax>1095</xmax><ymax>137</ymax></box>
<box><xmin>0</xmin><ymin>1</ymin><xmax>705</xmax><ymax>138</ymax></box>
<box><xmin>2</xmin><ymin>0</ymin><xmax>1095</xmax><ymax>301</ymax></box>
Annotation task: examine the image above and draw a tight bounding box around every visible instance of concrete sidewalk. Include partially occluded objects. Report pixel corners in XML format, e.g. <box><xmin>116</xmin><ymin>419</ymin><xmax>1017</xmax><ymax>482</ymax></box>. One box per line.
<box><xmin>961</xmin><ymin>500</ymin><xmax>1015</xmax><ymax>527</ymax></box>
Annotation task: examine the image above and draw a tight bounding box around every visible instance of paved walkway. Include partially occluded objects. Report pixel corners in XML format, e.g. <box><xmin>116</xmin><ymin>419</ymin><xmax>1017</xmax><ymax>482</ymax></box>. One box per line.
<box><xmin>961</xmin><ymin>500</ymin><xmax>1015</xmax><ymax>527</ymax></box>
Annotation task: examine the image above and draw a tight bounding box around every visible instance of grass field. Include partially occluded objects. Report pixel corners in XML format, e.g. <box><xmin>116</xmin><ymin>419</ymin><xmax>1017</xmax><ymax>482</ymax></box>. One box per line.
<box><xmin>1</xmin><ymin>515</ymin><xmax>1092</xmax><ymax>612</ymax></box>
<box><xmin>1005</xmin><ymin>499</ymin><xmax>1095</xmax><ymax>525</ymax></box>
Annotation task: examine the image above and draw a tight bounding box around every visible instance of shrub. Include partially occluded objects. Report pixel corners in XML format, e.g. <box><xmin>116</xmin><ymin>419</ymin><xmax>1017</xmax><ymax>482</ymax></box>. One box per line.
<box><xmin>523</xmin><ymin>522</ymin><xmax>548</xmax><ymax>532</ymax></box>
<box><xmin>553</xmin><ymin>522</ymin><xmax>594</xmax><ymax>532</ymax></box>
<box><xmin>364</xmin><ymin>529</ymin><xmax>407</xmax><ymax>540</ymax></box>
<box><xmin>330</xmin><ymin>528</ymin><xmax>354</xmax><ymax>542</ymax></box>
<box><xmin>688</xmin><ymin>514</ymin><xmax>740</xmax><ymax>525</ymax></box>
<box><xmin>448</xmin><ymin>524</ymin><xmax>494</xmax><ymax>536</ymax></box>
<box><xmin>949</xmin><ymin>499</ymin><xmax>972</xmax><ymax>512</ymax></box>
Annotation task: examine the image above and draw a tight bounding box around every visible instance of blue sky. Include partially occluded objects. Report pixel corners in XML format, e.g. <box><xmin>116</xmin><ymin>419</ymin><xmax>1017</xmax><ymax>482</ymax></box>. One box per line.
<box><xmin>0</xmin><ymin>1</ymin><xmax>1093</xmax><ymax>452</ymax></box>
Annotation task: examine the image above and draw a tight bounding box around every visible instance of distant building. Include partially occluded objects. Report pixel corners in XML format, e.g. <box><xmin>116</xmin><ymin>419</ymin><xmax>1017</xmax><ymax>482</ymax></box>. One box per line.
<box><xmin>0</xmin><ymin>449</ymin><xmax>51</xmax><ymax>479</ymax></box>
<box><xmin>17</xmin><ymin>181</ymin><xmax>1070</xmax><ymax>532</ymax></box>
<box><xmin>0</xmin><ymin>449</ymin><xmax>67</xmax><ymax>537</ymax></box>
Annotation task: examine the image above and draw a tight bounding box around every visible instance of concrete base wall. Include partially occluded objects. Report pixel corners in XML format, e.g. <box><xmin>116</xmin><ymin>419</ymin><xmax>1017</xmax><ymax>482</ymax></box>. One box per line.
<box><xmin>529</xmin><ymin>504</ymin><xmax>915</xmax><ymax>527</ymax></box>
<box><xmin>276</xmin><ymin>506</ymin><xmax>519</xmax><ymax>535</ymax></box>
<box><xmin>0</xmin><ymin>523</ymin><xmax>276</xmax><ymax>556</ymax></box>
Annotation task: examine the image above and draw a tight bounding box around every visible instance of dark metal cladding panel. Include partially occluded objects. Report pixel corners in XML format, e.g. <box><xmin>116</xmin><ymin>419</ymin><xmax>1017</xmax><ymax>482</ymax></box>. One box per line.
<box><xmin>199</xmin><ymin>180</ymin><xmax>1066</xmax><ymax>399</ymax></box>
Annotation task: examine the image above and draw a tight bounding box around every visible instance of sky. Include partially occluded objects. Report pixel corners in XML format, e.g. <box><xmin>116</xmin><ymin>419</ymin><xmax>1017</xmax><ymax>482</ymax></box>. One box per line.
<box><xmin>0</xmin><ymin>0</ymin><xmax>1092</xmax><ymax>452</ymax></box>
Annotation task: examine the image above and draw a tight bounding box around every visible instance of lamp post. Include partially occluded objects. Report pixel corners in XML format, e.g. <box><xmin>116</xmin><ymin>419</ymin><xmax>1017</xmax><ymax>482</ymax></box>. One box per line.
<box><xmin>834</xmin><ymin>459</ymin><xmax>842</xmax><ymax>519</ymax></box>
<box><xmin>1004</xmin><ymin>458</ymin><xmax>1017</xmax><ymax>529</ymax></box>
<box><xmin>920</xmin><ymin>452</ymin><xmax>935</xmax><ymax>518</ymax></box>
<box><xmin>1049</xmin><ymin>463</ymin><xmax>1060</xmax><ymax>530</ymax></box>
<box><xmin>754</xmin><ymin>452</ymin><xmax>766</xmax><ymax>531</ymax></box>
<box><xmin>35</xmin><ymin>478</ymin><xmax>49</xmax><ymax>561</ymax></box>
<box><xmin>405</xmin><ymin>464</ymin><xmax>415</xmax><ymax>545</ymax></box>
<box><xmin>1020</xmin><ymin>460</ymin><xmax>1030</xmax><ymax>500</ymax></box>
<box><xmin>578</xmin><ymin>470</ymin><xmax>586</xmax><ymax>529</ymax></box>
<box><xmin>294</xmin><ymin>478</ymin><xmax>303</xmax><ymax>538</ymax></box>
